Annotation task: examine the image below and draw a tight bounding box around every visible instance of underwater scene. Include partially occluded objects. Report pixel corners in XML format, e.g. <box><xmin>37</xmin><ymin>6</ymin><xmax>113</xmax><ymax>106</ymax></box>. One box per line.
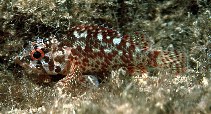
<box><xmin>0</xmin><ymin>0</ymin><xmax>211</xmax><ymax>113</ymax></box>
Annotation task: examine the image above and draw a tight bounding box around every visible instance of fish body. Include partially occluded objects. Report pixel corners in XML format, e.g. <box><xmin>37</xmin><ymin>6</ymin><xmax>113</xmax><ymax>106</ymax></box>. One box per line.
<box><xmin>15</xmin><ymin>25</ymin><xmax>186</xmax><ymax>87</ymax></box>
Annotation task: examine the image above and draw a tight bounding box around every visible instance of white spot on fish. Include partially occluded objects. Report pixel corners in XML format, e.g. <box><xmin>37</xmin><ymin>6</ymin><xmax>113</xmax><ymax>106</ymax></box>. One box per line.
<box><xmin>81</xmin><ymin>46</ymin><xmax>85</xmax><ymax>50</ymax></box>
<box><xmin>98</xmin><ymin>29</ymin><xmax>102</xmax><ymax>33</ymax></box>
<box><xmin>73</xmin><ymin>31</ymin><xmax>80</xmax><ymax>38</ymax></box>
<box><xmin>80</xmin><ymin>31</ymin><xmax>87</xmax><ymax>38</ymax></box>
<box><xmin>81</xmin><ymin>27</ymin><xmax>85</xmax><ymax>31</ymax></box>
<box><xmin>29</xmin><ymin>60</ymin><xmax>37</xmax><ymax>68</ymax></box>
<box><xmin>50</xmin><ymin>36</ymin><xmax>58</xmax><ymax>44</ymax></box>
<box><xmin>92</xmin><ymin>29</ymin><xmax>96</xmax><ymax>32</ymax></box>
<box><xmin>46</xmin><ymin>41</ymin><xmax>50</xmax><ymax>45</ymax></box>
<box><xmin>135</xmin><ymin>46</ymin><xmax>141</xmax><ymax>53</ymax></box>
<box><xmin>40</xmin><ymin>59</ymin><xmax>50</xmax><ymax>72</ymax></box>
<box><xmin>36</xmin><ymin>37</ymin><xmax>43</xmax><ymax>43</ymax></box>
<box><xmin>76</xmin><ymin>27</ymin><xmax>80</xmax><ymax>30</ymax></box>
<box><xmin>104</xmin><ymin>49</ymin><xmax>112</xmax><ymax>53</ymax></box>
<box><xmin>54</xmin><ymin>51</ymin><xmax>63</xmax><ymax>56</ymax></box>
<box><xmin>93</xmin><ymin>48</ymin><xmax>100</xmax><ymax>52</ymax></box>
<box><xmin>33</xmin><ymin>37</ymin><xmax>47</xmax><ymax>49</ymax></box>
<box><xmin>101</xmin><ymin>42</ymin><xmax>107</xmax><ymax>47</ymax></box>
<box><xmin>118</xmin><ymin>50</ymin><xmax>123</xmax><ymax>56</ymax></box>
<box><xmin>54</xmin><ymin>61</ymin><xmax>62</xmax><ymax>67</ymax></box>
<box><xmin>106</xmin><ymin>36</ymin><xmax>110</xmax><ymax>39</ymax></box>
<box><xmin>126</xmin><ymin>42</ymin><xmax>131</xmax><ymax>47</ymax></box>
<box><xmin>73</xmin><ymin>30</ymin><xmax>88</xmax><ymax>38</ymax></box>
<box><xmin>113</xmin><ymin>37</ymin><xmax>122</xmax><ymax>45</ymax></box>
<box><xmin>97</xmin><ymin>33</ymin><xmax>103</xmax><ymax>41</ymax></box>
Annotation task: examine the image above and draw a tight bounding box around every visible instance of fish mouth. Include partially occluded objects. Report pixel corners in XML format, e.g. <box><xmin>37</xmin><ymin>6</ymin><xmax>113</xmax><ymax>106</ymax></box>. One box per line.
<box><xmin>14</xmin><ymin>55</ymin><xmax>26</xmax><ymax>68</ymax></box>
<box><xmin>14</xmin><ymin>55</ymin><xmax>47</xmax><ymax>75</ymax></box>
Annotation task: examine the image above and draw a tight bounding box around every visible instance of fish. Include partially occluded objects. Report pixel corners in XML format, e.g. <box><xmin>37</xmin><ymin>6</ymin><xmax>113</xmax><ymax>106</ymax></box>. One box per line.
<box><xmin>15</xmin><ymin>25</ymin><xmax>186</xmax><ymax>89</ymax></box>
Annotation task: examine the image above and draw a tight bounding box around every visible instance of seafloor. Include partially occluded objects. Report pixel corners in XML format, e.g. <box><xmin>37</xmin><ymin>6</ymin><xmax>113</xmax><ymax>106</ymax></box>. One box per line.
<box><xmin>0</xmin><ymin>0</ymin><xmax>211</xmax><ymax>114</ymax></box>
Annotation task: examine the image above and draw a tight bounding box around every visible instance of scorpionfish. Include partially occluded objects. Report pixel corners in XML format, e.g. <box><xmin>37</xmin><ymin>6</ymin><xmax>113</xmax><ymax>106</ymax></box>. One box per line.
<box><xmin>15</xmin><ymin>25</ymin><xmax>186</xmax><ymax>88</ymax></box>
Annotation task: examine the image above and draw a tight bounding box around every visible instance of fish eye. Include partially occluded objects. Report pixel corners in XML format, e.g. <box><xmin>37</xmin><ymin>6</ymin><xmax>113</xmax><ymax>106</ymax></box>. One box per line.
<box><xmin>33</xmin><ymin>51</ymin><xmax>41</xmax><ymax>58</ymax></box>
<box><xmin>30</xmin><ymin>48</ymin><xmax>45</xmax><ymax>60</ymax></box>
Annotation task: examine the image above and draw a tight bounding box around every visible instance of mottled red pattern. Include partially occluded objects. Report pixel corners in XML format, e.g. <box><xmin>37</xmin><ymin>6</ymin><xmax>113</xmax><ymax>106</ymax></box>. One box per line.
<box><xmin>15</xmin><ymin>25</ymin><xmax>186</xmax><ymax>88</ymax></box>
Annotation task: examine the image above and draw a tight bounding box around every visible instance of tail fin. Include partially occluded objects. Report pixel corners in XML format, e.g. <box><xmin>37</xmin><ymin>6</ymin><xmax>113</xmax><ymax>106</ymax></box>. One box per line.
<box><xmin>148</xmin><ymin>50</ymin><xmax>186</xmax><ymax>74</ymax></box>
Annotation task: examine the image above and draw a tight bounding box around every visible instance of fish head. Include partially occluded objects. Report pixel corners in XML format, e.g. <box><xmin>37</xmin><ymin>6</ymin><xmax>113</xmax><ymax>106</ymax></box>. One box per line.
<box><xmin>15</xmin><ymin>36</ymin><xmax>68</xmax><ymax>76</ymax></box>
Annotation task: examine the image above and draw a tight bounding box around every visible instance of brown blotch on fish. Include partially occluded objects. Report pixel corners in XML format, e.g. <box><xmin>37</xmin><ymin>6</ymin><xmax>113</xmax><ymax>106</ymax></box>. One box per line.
<box><xmin>55</xmin><ymin>66</ymin><xmax>61</xmax><ymax>73</ymax></box>
<box><xmin>48</xmin><ymin>59</ymin><xmax>54</xmax><ymax>71</ymax></box>
<box><xmin>43</xmin><ymin>56</ymin><xmax>50</xmax><ymax>63</ymax></box>
<box><xmin>58</xmin><ymin>40</ymin><xmax>72</xmax><ymax>48</ymax></box>
<box><xmin>54</xmin><ymin>55</ymin><xmax>65</xmax><ymax>63</ymax></box>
